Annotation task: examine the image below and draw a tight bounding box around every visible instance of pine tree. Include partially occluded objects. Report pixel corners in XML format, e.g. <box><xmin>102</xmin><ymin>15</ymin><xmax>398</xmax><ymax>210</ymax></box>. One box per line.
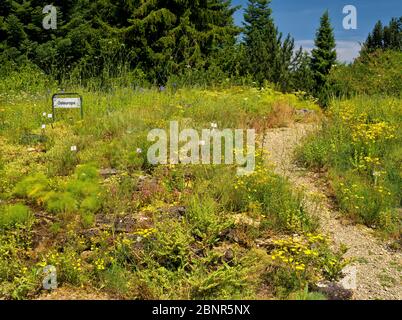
<box><xmin>0</xmin><ymin>0</ymin><xmax>240</xmax><ymax>83</ymax></box>
<box><xmin>377</xmin><ymin>17</ymin><xmax>401</xmax><ymax>51</ymax></box>
<box><xmin>362</xmin><ymin>17</ymin><xmax>401</xmax><ymax>55</ymax></box>
<box><xmin>242</xmin><ymin>0</ymin><xmax>296</xmax><ymax>90</ymax></box>
<box><xmin>114</xmin><ymin>0</ymin><xmax>240</xmax><ymax>84</ymax></box>
<box><xmin>276</xmin><ymin>33</ymin><xmax>295</xmax><ymax>91</ymax></box>
<box><xmin>290</xmin><ymin>47</ymin><xmax>314</xmax><ymax>93</ymax></box>
<box><xmin>310</xmin><ymin>10</ymin><xmax>337</xmax><ymax>95</ymax></box>
<box><xmin>243</xmin><ymin>0</ymin><xmax>280</xmax><ymax>85</ymax></box>
<box><xmin>371</xmin><ymin>21</ymin><xmax>384</xmax><ymax>49</ymax></box>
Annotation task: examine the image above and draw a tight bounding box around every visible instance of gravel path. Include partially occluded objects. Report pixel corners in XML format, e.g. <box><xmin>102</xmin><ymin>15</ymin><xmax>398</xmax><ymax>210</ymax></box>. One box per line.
<box><xmin>264</xmin><ymin>123</ymin><xmax>402</xmax><ymax>300</ymax></box>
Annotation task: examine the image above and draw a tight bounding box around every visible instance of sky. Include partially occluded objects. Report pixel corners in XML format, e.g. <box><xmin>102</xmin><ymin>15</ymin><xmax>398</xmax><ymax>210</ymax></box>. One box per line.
<box><xmin>231</xmin><ymin>0</ymin><xmax>402</xmax><ymax>62</ymax></box>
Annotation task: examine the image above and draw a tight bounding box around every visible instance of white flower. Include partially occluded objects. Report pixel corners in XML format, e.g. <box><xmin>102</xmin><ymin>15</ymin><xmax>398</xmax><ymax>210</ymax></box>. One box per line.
<box><xmin>41</xmin><ymin>124</ymin><xmax>46</xmax><ymax>129</ymax></box>
<box><xmin>42</xmin><ymin>112</ymin><xmax>47</xmax><ymax>117</ymax></box>
<box><xmin>70</xmin><ymin>145</ymin><xmax>77</xmax><ymax>152</ymax></box>
<box><xmin>210</xmin><ymin>122</ymin><xmax>218</xmax><ymax>129</ymax></box>
<box><xmin>136</xmin><ymin>148</ymin><xmax>143</xmax><ymax>154</ymax></box>
<box><xmin>373</xmin><ymin>171</ymin><xmax>381</xmax><ymax>177</ymax></box>
<box><xmin>47</xmin><ymin>114</ymin><xmax>53</xmax><ymax>118</ymax></box>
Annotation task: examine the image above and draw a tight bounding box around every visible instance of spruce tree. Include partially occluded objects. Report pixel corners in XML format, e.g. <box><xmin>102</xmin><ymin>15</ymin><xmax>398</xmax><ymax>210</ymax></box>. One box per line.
<box><xmin>310</xmin><ymin>10</ymin><xmax>337</xmax><ymax>95</ymax></box>
<box><xmin>121</xmin><ymin>0</ymin><xmax>239</xmax><ymax>83</ymax></box>
<box><xmin>243</xmin><ymin>0</ymin><xmax>280</xmax><ymax>85</ymax></box>
<box><xmin>276</xmin><ymin>33</ymin><xmax>295</xmax><ymax>91</ymax></box>
<box><xmin>243</xmin><ymin>0</ymin><xmax>296</xmax><ymax>90</ymax></box>
<box><xmin>290</xmin><ymin>48</ymin><xmax>314</xmax><ymax>93</ymax></box>
<box><xmin>371</xmin><ymin>21</ymin><xmax>384</xmax><ymax>49</ymax></box>
<box><xmin>383</xmin><ymin>19</ymin><xmax>400</xmax><ymax>50</ymax></box>
<box><xmin>0</xmin><ymin>0</ymin><xmax>240</xmax><ymax>83</ymax></box>
<box><xmin>363</xmin><ymin>17</ymin><xmax>402</xmax><ymax>53</ymax></box>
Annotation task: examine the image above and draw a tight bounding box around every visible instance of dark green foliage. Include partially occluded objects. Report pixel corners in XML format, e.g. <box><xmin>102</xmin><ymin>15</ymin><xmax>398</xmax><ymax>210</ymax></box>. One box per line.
<box><xmin>0</xmin><ymin>0</ymin><xmax>240</xmax><ymax>84</ymax></box>
<box><xmin>243</xmin><ymin>0</ymin><xmax>280</xmax><ymax>85</ymax></box>
<box><xmin>242</xmin><ymin>0</ymin><xmax>301</xmax><ymax>91</ymax></box>
<box><xmin>362</xmin><ymin>17</ymin><xmax>402</xmax><ymax>54</ymax></box>
<box><xmin>290</xmin><ymin>48</ymin><xmax>315</xmax><ymax>94</ymax></box>
<box><xmin>310</xmin><ymin>10</ymin><xmax>336</xmax><ymax>102</ymax></box>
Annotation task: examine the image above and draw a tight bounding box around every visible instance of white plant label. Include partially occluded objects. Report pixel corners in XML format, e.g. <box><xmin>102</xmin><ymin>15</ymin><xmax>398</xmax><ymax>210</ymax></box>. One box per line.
<box><xmin>53</xmin><ymin>97</ymin><xmax>81</xmax><ymax>109</ymax></box>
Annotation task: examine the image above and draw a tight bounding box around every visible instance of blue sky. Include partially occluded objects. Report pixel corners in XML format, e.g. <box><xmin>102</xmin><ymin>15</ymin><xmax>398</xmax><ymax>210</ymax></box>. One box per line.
<box><xmin>231</xmin><ymin>0</ymin><xmax>401</xmax><ymax>62</ymax></box>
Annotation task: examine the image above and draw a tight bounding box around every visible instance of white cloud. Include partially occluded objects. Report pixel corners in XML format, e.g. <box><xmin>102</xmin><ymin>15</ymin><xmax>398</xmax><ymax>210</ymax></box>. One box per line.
<box><xmin>294</xmin><ymin>40</ymin><xmax>362</xmax><ymax>63</ymax></box>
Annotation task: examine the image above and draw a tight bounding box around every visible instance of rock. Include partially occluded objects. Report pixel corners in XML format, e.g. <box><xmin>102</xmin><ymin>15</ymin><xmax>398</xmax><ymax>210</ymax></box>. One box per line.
<box><xmin>161</xmin><ymin>205</ymin><xmax>187</xmax><ymax>219</ymax></box>
<box><xmin>315</xmin><ymin>281</ymin><xmax>354</xmax><ymax>300</ymax></box>
<box><xmin>99</xmin><ymin>168</ymin><xmax>118</xmax><ymax>176</ymax></box>
<box><xmin>255</xmin><ymin>238</ymin><xmax>276</xmax><ymax>250</ymax></box>
<box><xmin>295</xmin><ymin>109</ymin><xmax>315</xmax><ymax>116</ymax></box>
<box><xmin>80</xmin><ymin>228</ymin><xmax>100</xmax><ymax>238</ymax></box>
<box><xmin>114</xmin><ymin>215</ymin><xmax>136</xmax><ymax>232</ymax></box>
<box><xmin>224</xmin><ymin>249</ymin><xmax>234</xmax><ymax>262</ymax></box>
<box><xmin>338</xmin><ymin>266</ymin><xmax>357</xmax><ymax>290</ymax></box>
<box><xmin>80</xmin><ymin>250</ymin><xmax>94</xmax><ymax>262</ymax></box>
<box><xmin>233</xmin><ymin>214</ymin><xmax>260</xmax><ymax>227</ymax></box>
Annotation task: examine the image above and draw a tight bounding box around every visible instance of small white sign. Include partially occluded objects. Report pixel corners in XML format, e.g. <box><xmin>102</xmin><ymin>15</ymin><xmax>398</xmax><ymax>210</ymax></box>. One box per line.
<box><xmin>53</xmin><ymin>97</ymin><xmax>81</xmax><ymax>109</ymax></box>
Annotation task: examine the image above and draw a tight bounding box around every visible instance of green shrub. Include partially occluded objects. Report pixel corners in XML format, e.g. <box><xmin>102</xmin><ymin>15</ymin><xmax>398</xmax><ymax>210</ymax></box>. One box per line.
<box><xmin>235</xmin><ymin>157</ymin><xmax>314</xmax><ymax>232</ymax></box>
<box><xmin>186</xmin><ymin>195</ymin><xmax>233</xmax><ymax>246</ymax></box>
<box><xmin>14</xmin><ymin>173</ymin><xmax>50</xmax><ymax>201</ymax></box>
<box><xmin>45</xmin><ymin>192</ymin><xmax>78</xmax><ymax>214</ymax></box>
<box><xmin>329</xmin><ymin>50</ymin><xmax>402</xmax><ymax>97</ymax></box>
<box><xmin>146</xmin><ymin>220</ymin><xmax>193</xmax><ymax>271</ymax></box>
<box><xmin>0</xmin><ymin>204</ymin><xmax>33</xmax><ymax>228</ymax></box>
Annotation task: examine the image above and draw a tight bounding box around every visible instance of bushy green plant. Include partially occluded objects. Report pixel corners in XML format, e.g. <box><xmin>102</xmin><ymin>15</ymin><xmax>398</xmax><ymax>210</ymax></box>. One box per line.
<box><xmin>186</xmin><ymin>195</ymin><xmax>234</xmax><ymax>246</ymax></box>
<box><xmin>0</xmin><ymin>204</ymin><xmax>33</xmax><ymax>229</ymax></box>
<box><xmin>13</xmin><ymin>164</ymin><xmax>102</xmax><ymax>228</ymax></box>
<box><xmin>146</xmin><ymin>220</ymin><xmax>193</xmax><ymax>271</ymax></box>
<box><xmin>14</xmin><ymin>173</ymin><xmax>50</xmax><ymax>201</ymax></box>
<box><xmin>266</xmin><ymin>234</ymin><xmax>348</xmax><ymax>298</ymax></box>
<box><xmin>188</xmin><ymin>264</ymin><xmax>252</xmax><ymax>300</ymax></box>
<box><xmin>329</xmin><ymin>50</ymin><xmax>402</xmax><ymax>97</ymax></box>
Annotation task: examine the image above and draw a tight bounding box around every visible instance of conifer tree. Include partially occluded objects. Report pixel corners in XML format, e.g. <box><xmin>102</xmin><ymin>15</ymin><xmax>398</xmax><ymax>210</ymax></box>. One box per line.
<box><xmin>371</xmin><ymin>21</ymin><xmax>384</xmax><ymax>49</ymax></box>
<box><xmin>0</xmin><ymin>0</ymin><xmax>240</xmax><ymax>83</ymax></box>
<box><xmin>290</xmin><ymin>48</ymin><xmax>314</xmax><ymax>93</ymax></box>
<box><xmin>363</xmin><ymin>17</ymin><xmax>402</xmax><ymax>53</ymax></box>
<box><xmin>310</xmin><ymin>10</ymin><xmax>336</xmax><ymax>95</ymax></box>
<box><xmin>243</xmin><ymin>0</ymin><xmax>296</xmax><ymax>90</ymax></box>
<box><xmin>243</xmin><ymin>0</ymin><xmax>280</xmax><ymax>85</ymax></box>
